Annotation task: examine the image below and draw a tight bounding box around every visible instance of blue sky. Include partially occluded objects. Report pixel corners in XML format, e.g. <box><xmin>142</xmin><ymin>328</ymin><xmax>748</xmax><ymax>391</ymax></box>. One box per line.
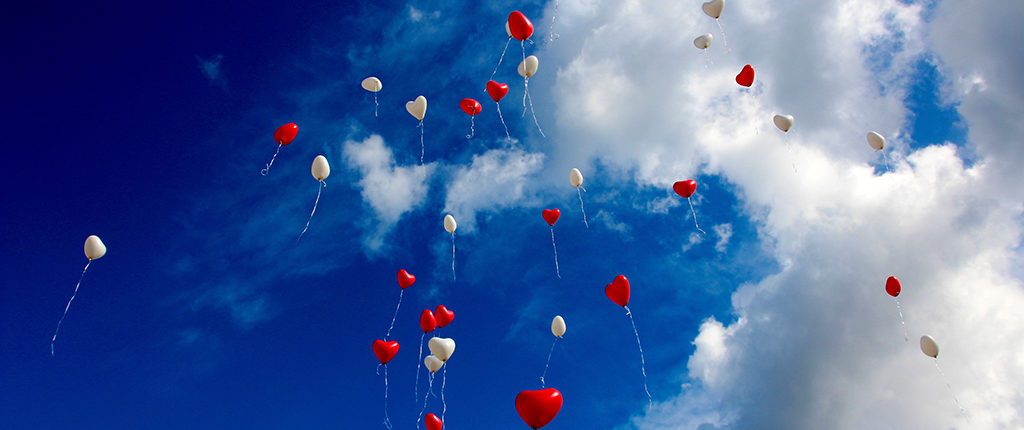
<box><xmin>3</xmin><ymin>0</ymin><xmax>1023</xmax><ymax>429</ymax></box>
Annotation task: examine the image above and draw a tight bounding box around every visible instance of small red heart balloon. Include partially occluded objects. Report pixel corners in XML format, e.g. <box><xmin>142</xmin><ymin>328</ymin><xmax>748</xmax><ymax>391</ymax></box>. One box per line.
<box><xmin>508</xmin><ymin>11</ymin><xmax>534</xmax><ymax>41</ymax></box>
<box><xmin>515</xmin><ymin>388</ymin><xmax>563</xmax><ymax>429</ymax></box>
<box><xmin>605</xmin><ymin>275</ymin><xmax>630</xmax><ymax>307</ymax></box>
<box><xmin>460</xmin><ymin>98</ymin><xmax>482</xmax><ymax>116</ymax></box>
<box><xmin>542</xmin><ymin>209</ymin><xmax>560</xmax><ymax>226</ymax></box>
<box><xmin>372</xmin><ymin>339</ymin><xmax>399</xmax><ymax>365</ymax></box>
<box><xmin>273</xmin><ymin>123</ymin><xmax>298</xmax><ymax>145</ymax></box>
<box><xmin>673</xmin><ymin>180</ymin><xmax>697</xmax><ymax>198</ymax></box>
<box><xmin>885</xmin><ymin>276</ymin><xmax>901</xmax><ymax>297</ymax></box>
<box><xmin>435</xmin><ymin>305</ymin><xmax>454</xmax><ymax>328</ymax></box>
<box><xmin>420</xmin><ymin>309</ymin><xmax>437</xmax><ymax>333</ymax></box>
<box><xmin>486</xmin><ymin>80</ymin><xmax>509</xmax><ymax>102</ymax></box>
<box><xmin>397</xmin><ymin>269</ymin><xmax>416</xmax><ymax>289</ymax></box>
<box><xmin>736</xmin><ymin>64</ymin><xmax>755</xmax><ymax>87</ymax></box>
<box><xmin>425</xmin><ymin>413</ymin><xmax>443</xmax><ymax>430</ymax></box>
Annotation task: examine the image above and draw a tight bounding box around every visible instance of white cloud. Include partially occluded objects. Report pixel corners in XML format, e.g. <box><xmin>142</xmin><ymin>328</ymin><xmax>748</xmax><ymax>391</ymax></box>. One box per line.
<box><xmin>712</xmin><ymin>223</ymin><xmax>732</xmax><ymax>253</ymax></box>
<box><xmin>594</xmin><ymin>209</ymin><xmax>632</xmax><ymax>236</ymax></box>
<box><xmin>196</xmin><ymin>54</ymin><xmax>225</xmax><ymax>87</ymax></box>
<box><xmin>443</xmin><ymin>148</ymin><xmax>545</xmax><ymax>233</ymax></box>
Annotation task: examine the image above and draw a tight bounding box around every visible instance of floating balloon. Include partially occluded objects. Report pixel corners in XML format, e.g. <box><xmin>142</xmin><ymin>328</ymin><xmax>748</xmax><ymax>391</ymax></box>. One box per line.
<box><xmin>460</xmin><ymin>98</ymin><xmax>483</xmax><ymax>139</ymax></box>
<box><xmin>362</xmin><ymin>77</ymin><xmax>383</xmax><ymax>116</ymax></box>
<box><xmin>702</xmin><ymin>0</ymin><xmax>724</xmax><ymax>19</ymax></box>
<box><xmin>261</xmin><ymin>123</ymin><xmax>298</xmax><ymax>175</ymax></box>
<box><xmin>517</xmin><ymin>56</ymin><xmax>545</xmax><ymax>137</ymax></box>
<box><xmin>773</xmin><ymin>114</ymin><xmax>794</xmax><ymax>132</ymax></box>
<box><xmin>373</xmin><ymin>339</ymin><xmax>400</xmax><ymax>365</ymax></box>
<box><xmin>886</xmin><ymin>276</ymin><xmax>908</xmax><ymax>342</ymax></box>
<box><xmin>425</xmin><ymin>413</ymin><xmax>443</xmax><ymax>430</ymax></box>
<box><xmin>428</xmin><ymin>337</ymin><xmax>455</xmax><ymax>362</ymax></box>
<box><xmin>487</xmin><ymin>80</ymin><xmax>512</xmax><ymax>139</ymax></box>
<box><xmin>508</xmin><ymin>11</ymin><xmax>534</xmax><ymax>41</ymax></box>
<box><xmin>518</xmin><ymin>55</ymin><xmax>539</xmax><ymax>78</ymax></box>
<box><xmin>673</xmin><ymin>180</ymin><xmax>705</xmax><ymax>234</ymax></box>
<box><xmin>51</xmin><ymin>235</ymin><xmax>107</xmax><ymax>356</ymax></box>
<box><xmin>606</xmin><ymin>275</ymin><xmax>653</xmax><ymax>407</ymax></box>
<box><xmin>421</xmin><ymin>310</ymin><xmax>437</xmax><ymax>333</ymax></box>
<box><xmin>435</xmin><ymin>305</ymin><xmax>455</xmax><ymax>328</ymax></box>
<box><xmin>694</xmin><ymin>33</ymin><xmax>713</xmax><ymax>50</ymax></box>
<box><xmin>407</xmin><ymin>96</ymin><xmax>428</xmax><ymax>164</ymax></box>
<box><xmin>84</xmin><ymin>235</ymin><xmax>106</xmax><ymax>260</ymax></box>
<box><xmin>515</xmin><ymin>388</ymin><xmax>563</xmax><ymax>429</ymax></box>
<box><xmin>867</xmin><ymin>131</ymin><xmax>886</xmax><ymax>150</ymax></box>
<box><xmin>551</xmin><ymin>316</ymin><xmax>566</xmax><ymax>338</ymax></box>
<box><xmin>541</xmin><ymin>209</ymin><xmax>562</xmax><ymax>278</ymax></box>
<box><xmin>444</xmin><ymin>215</ymin><xmax>457</xmax><ymax>281</ymax></box>
<box><xmin>736</xmin><ymin>64</ymin><xmax>754</xmax><ymax>87</ymax></box>
<box><xmin>568</xmin><ymin>168</ymin><xmax>589</xmax><ymax>228</ymax></box>
<box><xmin>920</xmin><ymin>335</ymin><xmax>939</xmax><ymax>358</ymax></box>
<box><xmin>297</xmin><ymin>155</ymin><xmax>330</xmax><ymax>241</ymax></box>
<box><xmin>425</xmin><ymin>355</ymin><xmax>444</xmax><ymax>373</ymax></box>
<box><xmin>398</xmin><ymin>269</ymin><xmax>416</xmax><ymax>289</ymax></box>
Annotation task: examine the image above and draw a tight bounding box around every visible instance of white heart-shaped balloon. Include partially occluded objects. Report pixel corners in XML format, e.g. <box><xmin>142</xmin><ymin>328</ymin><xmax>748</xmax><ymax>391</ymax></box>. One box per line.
<box><xmin>920</xmin><ymin>335</ymin><xmax>939</xmax><ymax>358</ymax></box>
<box><xmin>773</xmin><ymin>114</ymin><xmax>794</xmax><ymax>133</ymax></box>
<box><xmin>702</xmin><ymin>0</ymin><xmax>724</xmax><ymax>19</ymax></box>
<box><xmin>551</xmin><ymin>315</ymin><xmax>566</xmax><ymax>338</ymax></box>
<box><xmin>867</xmin><ymin>131</ymin><xmax>886</xmax><ymax>151</ymax></box>
<box><xmin>361</xmin><ymin>77</ymin><xmax>382</xmax><ymax>92</ymax></box>
<box><xmin>443</xmin><ymin>214</ymin><xmax>457</xmax><ymax>234</ymax></box>
<box><xmin>406</xmin><ymin>95</ymin><xmax>427</xmax><ymax>121</ymax></box>
<box><xmin>505</xmin><ymin>21</ymin><xmax>512</xmax><ymax>37</ymax></box>
<box><xmin>424</xmin><ymin>354</ymin><xmax>444</xmax><ymax>373</ymax></box>
<box><xmin>569</xmin><ymin>168</ymin><xmax>583</xmax><ymax>188</ymax></box>
<box><xmin>518</xmin><ymin>55</ymin><xmax>539</xmax><ymax>78</ymax></box>
<box><xmin>693</xmin><ymin>33</ymin><xmax>713</xmax><ymax>50</ymax></box>
<box><xmin>311</xmin><ymin>155</ymin><xmax>330</xmax><ymax>181</ymax></box>
<box><xmin>428</xmin><ymin>337</ymin><xmax>456</xmax><ymax>362</ymax></box>
<box><xmin>84</xmin><ymin>235</ymin><xmax>106</xmax><ymax>260</ymax></box>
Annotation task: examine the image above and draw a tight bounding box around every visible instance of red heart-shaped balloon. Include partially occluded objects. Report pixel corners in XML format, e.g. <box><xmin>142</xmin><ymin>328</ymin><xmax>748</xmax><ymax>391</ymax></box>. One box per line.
<box><xmin>673</xmin><ymin>180</ymin><xmax>697</xmax><ymax>198</ymax></box>
<box><xmin>605</xmin><ymin>275</ymin><xmax>630</xmax><ymax>307</ymax></box>
<box><xmin>273</xmin><ymin>123</ymin><xmax>298</xmax><ymax>145</ymax></box>
<box><xmin>736</xmin><ymin>64</ymin><xmax>754</xmax><ymax>87</ymax></box>
<box><xmin>420</xmin><ymin>309</ymin><xmax>437</xmax><ymax>333</ymax></box>
<box><xmin>508</xmin><ymin>11</ymin><xmax>534</xmax><ymax>41</ymax></box>
<box><xmin>515</xmin><ymin>388</ymin><xmax>563</xmax><ymax>429</ymax></box>
<box><xmin>460</xmin><ymin>98</ymin><xmax>482</xmax><ymax>116</ymax></box>
<box><xmin>486</xmin><ymin>80</ymin><xmax>509</xmax><ymax>103</ymax></box>
<box><xmin>885</xmin><ymin>276</ymin><xmax>901</xmax><ymax>297</ymax></box>
<box><xmin>397</xmin><ymin>269</ymin><xmax>416</xmax><ymax>289</ymax></box>
<box><xmin>435</xmin><ymin>305</ymin><xmax>454</xmax><ymax>328</ymax></box>
<box><xmin>542</xmin><ymin>209</ymin><xmax>560</xmax><ymax>226</ymax></box>
<box><xmin>425</xmin><ymin>413</ymin><xmax>443</xmax><ymax>430</ymax></box>
<box><xmin>372</xmin><ymin>339</ymin><xmax>399</xmax><ymax>365</ymax></box>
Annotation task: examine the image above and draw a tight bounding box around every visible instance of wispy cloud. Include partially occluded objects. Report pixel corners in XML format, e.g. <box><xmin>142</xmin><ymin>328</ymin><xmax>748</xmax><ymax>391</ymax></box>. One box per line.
<box><xmin>196</xmin><ymin>54</ymin><xmax>226</xmax><ymax>89</ymax></box>
<box><xmin>712</xmin><ymin>224</ymin><xmax>732</xmax><ymax>253</ymax></box>
<box><xmin>443</xmin><ymin>148</ymin><xmax>545</xmax><ymax>233</ymax></box>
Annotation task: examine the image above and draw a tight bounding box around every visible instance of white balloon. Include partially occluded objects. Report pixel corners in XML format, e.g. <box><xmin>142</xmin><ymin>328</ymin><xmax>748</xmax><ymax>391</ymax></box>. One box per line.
<box><xmin>551</xmin><ymin>315</ymin><xmax>566</xmax><ymax>338</ymax></box>
<box><xmin>518</xmin><ymin>55</ymin><xmax>539</xmax><ymax>78</ymax></box>
<box><xmin>920</xmin><ymin>335</ymin><xmax>939</xmax><ymax>358</ymax></box>
<box><xmin>867</xmin><ymin>131</ymin><xmax>886</xmax><ymax>151</ymax></box>
<box><xmin>443</xmin><ymin>214</ymin><xmax>457</xmax><ymax>234</ymax></box>
<box><xmin>702</xmin><ymin>0</ymin><xmax>724</xmax><ymax>19</ymax></box>
<box><xmin>569</xmin><ymin>168</ymin><xmax>583</xmax><ymax>188</ymax></box>
<box><xmin>505</xmin><ymin>21</ymin><xmax>512</xmax><ymax>37</ymax></box>
<box><xmin>428</xmin><ymin>337</ymin><xmax>456</xmax><ymax>362</ymax></box>
<box><xmin>84</xmin><ymin>235</ymin><xmax>106</xmax><ymax>260</ymax></box>
<box><xmin>311</xmin><ymin>155</ymin><xmax>330</xmax><ymax>180</ymax></box>
<box><xmin>693</xmin><ymin>33</ymin><xmax>713</xmax><ymax>50</ymax></box>
<box><xmin>773</xmin><ymin>114</ymin><xmax>794</xmax><ymax>133</ymax></box>
<box><xmin>406</xmin><ymin>95</ymin><xmax>427</xmax><ymax>121</ymax></box>
<box><xmin>361</xmin><ymin>77</ymin><xmax>382</xmax><ymax>92</ymax></box>
<box><xmin>424</xmin><ymin>354</ymin><xmax>444</xmax><ymax>373</ymax></box>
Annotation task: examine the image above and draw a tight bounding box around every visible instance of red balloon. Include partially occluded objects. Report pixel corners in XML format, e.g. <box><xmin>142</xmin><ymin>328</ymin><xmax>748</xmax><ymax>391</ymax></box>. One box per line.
<box><xmin>515</xmin><ymin>388</ymin><xmax>563</xmax><ymax>429</ymax></box>
<box><xmin>605</xmin><ymin>275</ymin><xmax>630</xmax><ymax>307</ymax></box>
<box><xmin>397</xmin><ymin>269</ymin><xmax>416</xmax><ymax>289</ymax></box>
<box><xmin>435</xmin><ymin>305</ymin><xmax>454</xmax><ymax>328</ymax></box>
<box><xmin>424</xmin><ymin>413</ymin><xmax>443</xmax><ymax>430</ymax></box>
<box><xmin>487</xmin><ymin>80</ymin><xmax>509</xmax><ymax>102</ymax></box>
<box><xmin>542</xmin><ymin>209</ymin><xmax>560</xmax><ymax>226</ymax></box>
<box><xmin>508</xmin><ymin>11</ymin><xmax>534</xmax><ymax>41</ymax></box>
<box><xmin>372</xmin><ymin>339</ymin><xmax>399</xmax><ymax>365</ymax></box>
<box><xmin>885</xmin><ymin>276</ymin><xmax>901</xmax><ymax>297</ymax></box>
<box><xmin>273</xmin><ymin>123</ymin><xmax>299</xmax><ymax>145</ymax></box>
<box><xmin>736</xmin><ymin>64</ymin><xmax>755</xmax><ymax>87</ymax></box>
<box><xmin>420</xmin><ymin>309</ymin><xmax>437</xmax><ymax>333</ymax></box>
<box><xmin>673</xmin><ymin>180</ymin><xmax>697</xmax><ymax>198</ymax></box>
<box><xmin>460</xmin><ymin>98</ymin><xmax>482</xmax><ymax>116</ymax></box>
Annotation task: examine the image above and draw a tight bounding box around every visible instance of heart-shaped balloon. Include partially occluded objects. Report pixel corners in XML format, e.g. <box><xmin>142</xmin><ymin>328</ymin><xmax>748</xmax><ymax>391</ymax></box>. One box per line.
<box><xmin>406</xmin><ymin>96</ymin><xmax>427</xmax><ymax>121</ymax></box>
<box><xmin>515</xmin><ymin>388</ymin><xmax>563</xmax><ymax>429</ymax></box>
<box><xmin>673</xmin><ymin>180</ymin><xmax>697</xmax><ymax>198</ymax></box>
<box><xmin>508</xmin><ymin>11</ymin><xmax>534</xmax><ymax>41</ymax></box>
<box><xmin>693</xmin><ymin>33</ymin><xmax>713</xmax><ymax>50</ymax></box>
<box><xmin>551</xmin><ymin>315</ymin><xmax>566</xmax><ymax>338</ymax></box>
<box><xmin>867</xmin><ymin>131</ymin><xmax>886</xmax><ymax>151</ymax></box>
<box><xmin>84</xmin><ymin>235</ymin><xmax>107</xmax><ymax>260</ymax></box>
<box><xmin>920</xmin><ymin>335</ymin><xmax>939</xmax><ymax>358</ymax></box>
<box><xmin>542</xmin><ymin>209</ymin><xmax>560</xmax><ymax>226</ymax></box>
<box><xmin>420</xmin><ymin>309</ymin><xmax>437</xmax><ymax>333</ymax></box>
<box><xmin>425</xmin><ymin>413</ymin><xmax>443</xmax><ymax>430</ymax></box>
<box><xmin>487</xmin><ymin>80</ymin><xmax>509</xmax><ymax>103</ymax></box>
<box><xmin>518</xmin><ymin>55</ymin><xmax>539</xmax><ymax>78</ymax></box>
<box><xmin>702</xmin><ymin>0</ymin><xmax>725</xmax><ymax>19</ymax></box>
<box><xmin>273</xmin><ymin>123</ymin><xmax>298</xmax><ymax>145</ymax></box>
<box><xmin>885</xmin><ymin>276</ymin><xmax>901</xmax><ymax>297</ymax></box>
<box><xmin>435</xmin><ymin>305</ymin><xmax>454</xmax><ymax>328</ymax></box>
<box><xmin>773</xmin><ymin>114</ymin><xmax>794</xmax><ymax>133</ymax></box>
<box><xmin>460</xmin><ymin>98</ymin><xmax>482</xmax><ymax>116</ymax></box>
<box><xmin>736</xmin><ymin>64</ymin><xmax>754</xmax><ymax>87</ymax></box>
<box><xmin>605</xmin><ymin>275</ymin><xmax>630</xmax><ymax>307</ymax></box>
<box><xmin>397</xmin><ymin>269</ymin><xmax>416</xmax><ymax>289</ymax></box>
<box><xmin>428</xmin><ymin>337</ymin><xmax>456</xmax><ymax>362</ymax></box>
<box><xmin>372</xmin><ymin>339</ymin><xmax>399</xmax><ymax>365</ymax></box>
<box><xmin>361</xmin><ymin>76</ymin><xmax>382</xmax><ymax>92</ymax></box>
<box><xmin>424</xmin><ymin>354</ymin><xmax>444</xmax><ymax>373</ymax></box>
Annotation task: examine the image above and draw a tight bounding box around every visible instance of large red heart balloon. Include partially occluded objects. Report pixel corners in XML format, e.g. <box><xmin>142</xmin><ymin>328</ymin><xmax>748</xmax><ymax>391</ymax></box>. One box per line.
<box><xmin>508</xmin><ymin>11</ymin><xmax>534</xmax><ymax>41</ymax></box>
<box><xmin>460</xmin><ymin>98</ymin><xmax>482</xmax><ymax>116</ymax></box>
<box><xmin>487</xmin><ymin>80</ymin><xmax>509</xmax><ymax>102</ymax></box>
<box><xmin>673</xmin><ymin>180</ymin><xmax>697</xmax><ymax>198</ymax></box>
<box><xmin>736</xmin><ymin>64</ymin><xmax>754</xmax><ymax>87</ymax></box>
<box><xmin>372</xmin><ymin>339</ymin><xmax>399</xmax><ymax>365</ymax></box>
<box><xmin>425</xmin><ymin>413</ymin><xmax>443</xmax><ymax>430</ymax></box>
<box><xmin>420</xmin><ymin>309</ymin><xmax>437</xmax><ymax>333</ymax></box>
<box><xmin>397</xmin><ymin>269</ymin><xmax>416</xmax><ymax>289</ymax></box>
<box><xmin>542</xmin><ymin>209</ymin><xmax>560</xmax><ymax>226</ymax></box>
<box><xmin>435</xmin><ymin>305</ymin><xmax>454</xmax><ymax>328</ymax></box>
<box><xmin>273</xmin><ymin>123</ymin><xmax>298</xmax><ymax>145</ymax></box>
<box><xmin>515</xmin><ymin>388</ymin><xmax>563</xmax><ymax>429</ymax></box>
<box><xmin>605</xmin><ymin>275</ymin><xmax>630</xmax><ymax>307</ymax></box>
<box><xmin>885</xmin><ymin>276</ymin><xmax>901</xmax><ymax>297</ymax></box>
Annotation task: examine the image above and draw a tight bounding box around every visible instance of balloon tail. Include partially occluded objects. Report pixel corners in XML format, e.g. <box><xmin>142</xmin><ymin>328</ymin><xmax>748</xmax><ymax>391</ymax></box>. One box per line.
<box><xmin>419</xmin><ymin>120</ymin><xmax>425</xmax><ymax>165</ymax></box>
<box><xmin>297</xmin><ymin>180</ymin><xmax>325</xmax><ymax>242</ymax></box>
<box><xmin>374</xmin><ymin>93</ymin><xmax>379</xmax><ymax>117</ymax></box>
<box><xmin>577</xmin><ymin>188</ymin><xmax>589</xmax><ymax>228</ymax></box>
<box><xmin>261</xmin><ymin>144</ymin><xmax>283</xmax><ymax>176</ymax></box>
<box><xmin>489</xmin><ymin>37</ymin><xmax>512</xmax><ymax>82</ymax></box>
<box><xmin>466</xmin><ymin>116</ymin><xmax>475</xmax><ymax>139</ymax></box>
<box><xmin>540</xmin><ymin>337</ymin><xmax>558</xmax><ymax>387</ymax></box>
<box><xmin>417</xmin><ymin>374</ymin><xmax>435</xmax><ymax>430</ymax></box>
<box><xmin>450</xmin><ymin>234</ymin><xmax>456</xmax><ymax>282</ymax></box>
<box><xmin>441</xmin><ymin>365</ymin><xmax>448</xmax><ymax>423</ymax></box>
<box><xmin>385</xmin><ymin>289</ymin><xmax>404</xmax><ymax>339</ymax></box>
<box><xmin>882</xmin><ymin>151</ymin><xmax>891</xmax><ymax>173</ymax></box>
<box><xmin>716</xmin><ymin>19</ymin><xmax>730</xmax><ymax>53</ymax></box>
<box><xmin>51</xmin><ymin>260</ymin><xmax>91</xmax><ymax>356</ymax></box>
<box><xmin>933</xmin><ymin>360</ymin><xmax>968</xmax><ymax>417</ymax></box>
<box><xmin>625</xmin><ymin>306</ymin><xmax>654</xmax><ymax>410</ymax></box>
<box><xmin>548</xmin><ymin>0</ymin><xmax>560</xmax><ymax>43</ymax></box>
<box><xmin>702</xmin><ymin>49</ymin><xmax>712</xmax><ymax>69</ymax></box>
<box><xmin>893</xmin><ymin>297</ymin><xmax>908</xmax><ymax>342</ymax></box>
<box><xmin>524</xmin><ymin>82</ymin><xmax>546</xmax><ymax>137</ymax></box>
<box><xmin>496</xmin><ymin>103</ymin><xmax>511</xmax><ymax>141</ymax></box>
<box><xmin>415</xmin><ymin>333</ymin><xmax>425</xmax><ymax>402</ymax></box>
<box><xmin>383</xmin><ymin>365</ymin><xmax>393</xmax><ymax>430</ymax></box>
<box><xmin>550</xmin><ymin>228</ymin><xmax>561</xmax><ymax>279</ymax></box>
<box><xmin>688</xmin><ymin>199</ymin><xmax>707</xmax><ymax>235</ymax></box>
<box><xmin>784</xmin><ymin>136</ymin><xmax>798</xmax><ymax>173</ymax></box>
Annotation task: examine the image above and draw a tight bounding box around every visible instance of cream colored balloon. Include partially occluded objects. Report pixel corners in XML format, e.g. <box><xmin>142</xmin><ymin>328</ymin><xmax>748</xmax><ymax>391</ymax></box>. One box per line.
<box><xmin>518</xmin><ymin>55</ymin><xmax>539</xmax><ymax>78</ymax></box>
<box><xmin>443</xmin><ymin>214</ymin><xmax>457</xmax><ymax>234</ymax></box>
<box><xmin>693</xmin><ymin>33</ymin><xmax>713</xmax><ymax>50</ymax></box>
<box><xmin>505</xmin><ymin>21</ymin><xmax>512</xmax><ymax>37</ymax></box>
<box><xmin>84</xmin><ymin>235</ymin><xmax>106</xmax><ymax>260</ymax></box>
<box><xmin>428</xmin><ymin>337</ymin><xmax>456</xmax><ymax>362</ymax></box>
<box><xmin>702</xmin><ymin>0</ymin><xmax>724</xmax><ymax>19</ymax></box>
<box><xmin>867</xmin><ymin>131</ymin><xmax>886</xmax><ymax>151</ymax></box>
<box><xmin>424</xmin><ymin>355</ymin><xmax>444</xmax><ymax>373</ymax></box>
<box><xmin>551</xmin><ymin>315</ymin><xmax>566</xmax><ymax>338</ymax></box>
<box><xmin>773</xmin><ymin>114</ymin><xmax>794</xmax><ymax>132</ymax></box>
<box><xmin>569</xmin><ymin>168</ymin><xmax>583</xmax><ymax>188</ymax></box>
<box><xmin>406</xmin><ymin>95</ymin><xmax>427</xmax><ymax>121</ymax></box>
<box><xmin>311</xmin><ymin>155</ymin><xmax>330</xmax><ymax>181</ymax></box>
<box><xmin>361</xmin><ymin>77</ymin><xmax>382</xmax><ymax>92</ymax></box>
<box><xmin>920</xmin><ymin>335</ymin><xmax>939</xmax><ymax>358</ymax></box>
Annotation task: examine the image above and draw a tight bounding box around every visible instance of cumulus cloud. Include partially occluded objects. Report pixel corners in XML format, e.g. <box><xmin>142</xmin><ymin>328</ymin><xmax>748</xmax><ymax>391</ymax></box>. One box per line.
<box><xmin>443</xmin><ymin>148</ymin><xmax>545</xmax><ymax>233</ymax></box>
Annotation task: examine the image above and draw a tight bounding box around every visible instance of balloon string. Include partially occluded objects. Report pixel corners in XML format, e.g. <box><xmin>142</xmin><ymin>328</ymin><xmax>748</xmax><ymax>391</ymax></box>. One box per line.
<box><xmin>702</xmin><ymin>48</ymin><xmax>712</xmax><ymax>69</ymax></box>
<box><xmin>385</xmin><ymin>289</ymin><xmax>404</xmax><ymax>339</ymax></box>
<box><xmin>496</xmin><ymin>103</ymin><xmax>511</xmax><ymax>141</ymax></box>
<box><xmin>489</xmin><ymin>37</ymin><xmax>512</xmax><ymax>83</ymax></box>
<box><xmin>548</xmin><ymin>0</ymin><xmax>560</xmax><ymax>43</ymax></box>
<box><xmin>383</xmin><ymin>365</ymin><xmax>393</xmax><ymax>430</ymax></box>
<box><xmin>894</xmin><ymin>297</ymin><xmax>908</xmax><ymax>342</ymax></box>
<box><xmin>415</xmin><ymin>333</ymin><xmax>425</xmax><ymax>402</ymax></box>
<box><xmin>374</xmin><ymin>93</ymin><xmax>379</xmax><ymax>117</ymax></box>
<box><xmin>419</xmin><ymin>120</ymin><xmax>425</xmax><ymax>165</ymax></box>
<box><xmin>524</xmin><ymin>81</ymin><xmax>546</xmax><ymax>137</ymax></box>
<box><xmin>52</xmin><ymin>260</ymin><xmax>91</xmax><ymax>356</ymax></box>
<box><xmin>297</xmin><ymin>180</ymin><xmax>325</xmax><ymax>242</ymax></box>
<box><xmin>261</xmin><ymin>144</ymin><xmax>283</xmax><ymax>176</ymax></box>
<box><xmin>550</xmin><ymin>228</ymin><xmax>561</xmax><ymax>279</ymax></box>
<box><xmin>540</xmin><ymin>337</ymin><xmax>558</xmax><ymax>387</ymax></box>
<box><xmin>417</xmin><ymin>373</ymin><xmax>434</xmax><ymax>430</ymax></box>
<box><xmin>625</xmin><ymin>306</ymin><xmax>653</xmax><ymax>410</ymax></box>
<box><xmin>577</xmin><ymin>188</ymin><xmax>589</xmax><ymax>228</ymax></box>
<box><xmin>688</xmin><ymin>199</ymin><xmax>706</xmax><ymax>235</ymax></box>
<box><xmin>450</xmin><ymin>234</ymin><xmax>456</xmax><ymax>282</ymax></box>
<box><xmin>882</xmin><ymin>151</ymin><xmax>891</xmax><ymax>173</ymax></box>
<box><xmin>716</xmin><ymin>19</ymin><xmax>730</xmax><ymax>53</ymax></box>
<box><xmin>933</xmin><ymin>360</ymin><xmax>967</xmax><ymax>417</ymax></box>
<box><xmin>466</xmin><ymin>116</ymin><xmax>475</xmax><ymax>139</ymax></box>
<box><xmin>783</xmin><ymin>136</ymin><xmax>798</xmax><ymax>173</ymax></box>
<box><xmin>441</xmin><ymin>365</ymin><xmax>448</xmax><ymax>423</ymax></box>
